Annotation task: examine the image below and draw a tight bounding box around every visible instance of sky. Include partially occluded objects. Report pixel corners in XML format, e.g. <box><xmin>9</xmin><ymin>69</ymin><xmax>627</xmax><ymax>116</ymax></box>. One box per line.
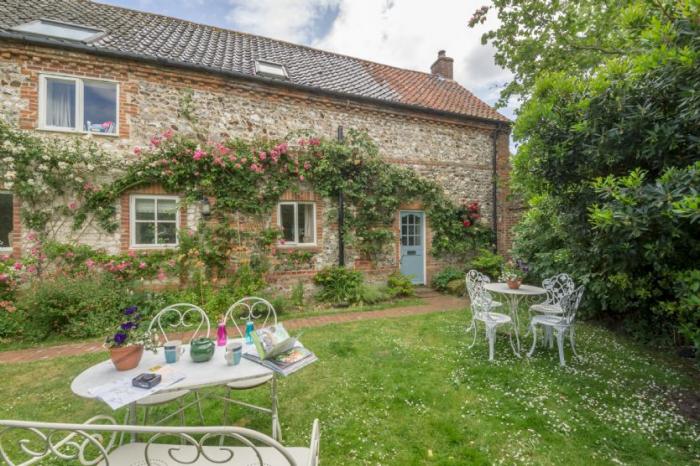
<box><xmin>98</xmin><ymin>0</ymin><xmax>515</xmax><ymax>120</ymax></box>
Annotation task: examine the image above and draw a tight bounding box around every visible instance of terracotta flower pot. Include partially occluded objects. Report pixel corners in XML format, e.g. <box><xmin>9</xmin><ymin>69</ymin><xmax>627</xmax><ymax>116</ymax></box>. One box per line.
<box><xmin>109</xmin><ymin>344</ymin><xmax>144</xmax><ymax>371</ymax></box>
<box><xmin>507</xmin><ymin>279</ymin><xmax>522</xmax><ymax>290</ymax></box>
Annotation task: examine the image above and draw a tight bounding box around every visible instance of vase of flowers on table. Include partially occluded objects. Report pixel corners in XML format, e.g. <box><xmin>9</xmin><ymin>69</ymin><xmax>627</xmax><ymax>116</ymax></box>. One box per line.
<box><xmin>105</xmin><ymin>306</ymin><xmax>158</xmax><ymax>371</ymax></box>
<box><xmin>499</xmin><ymin>259</ymin><xmax>529</xmax><ymax>289</ymax></box>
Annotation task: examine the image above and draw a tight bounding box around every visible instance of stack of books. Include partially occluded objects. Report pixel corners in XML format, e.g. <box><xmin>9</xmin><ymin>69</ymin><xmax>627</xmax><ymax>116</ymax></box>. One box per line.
<box><xmin>243</xmin><ymin>323</ymin><xmax>318</xmax><ymax>376</ymax></box>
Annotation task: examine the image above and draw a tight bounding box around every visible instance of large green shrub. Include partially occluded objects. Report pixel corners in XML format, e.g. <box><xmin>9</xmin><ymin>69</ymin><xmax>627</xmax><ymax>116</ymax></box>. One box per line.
<box><xmin>467</xmin><ymin>248</ymin><xmax>505</xmax><ymax>280</ymax></box>
<box><xmin>510</xmin><ymin>3</ymin><xmax>700</xmax><ymax>347</ymax></box>
<box><xmin>314</xmin><ymin>266</ymin><xmax>364</xmax><ymax>305</ymax></box>
<box><xmin>15</xmin><ymin>275</ymin><xmax>134</xmax><ymax>341</ymax></box>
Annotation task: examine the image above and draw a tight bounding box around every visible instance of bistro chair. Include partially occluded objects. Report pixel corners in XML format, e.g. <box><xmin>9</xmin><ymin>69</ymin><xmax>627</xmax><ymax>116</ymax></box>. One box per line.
<box><xmin>527</xmin><ymin>285</ymin><xmax>585</xmax><ymax>366</ymax></box>
<box><xmin>465</xmin><ymin>270</ymin><xmax>516</xmax><ymax>361</ymax></box>
<box><xmin>138</xmin><ymin>303</ymin><xmax>211</xmax><ymax>425</ymax></box>
<box><xmin>528</xmin><ymin>273</ymin><xmax>575</xmax><ymax>347</ymax></box>
<box><xmin>0</xmin><ymin>416</ymin><xmax>320</xmax><ymax>466</ymax></box>
<box><xmin>220</xmin><ymin>297</ymin><xmax>282</xmax><ymax>440</ymax></box>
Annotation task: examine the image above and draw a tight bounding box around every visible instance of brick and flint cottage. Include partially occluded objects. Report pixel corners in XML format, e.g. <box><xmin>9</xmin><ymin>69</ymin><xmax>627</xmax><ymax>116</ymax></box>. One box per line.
<box><xmin>0</xmin><ymin>0</ymin><xmax>514</xmax><ymax>285</ymax></box>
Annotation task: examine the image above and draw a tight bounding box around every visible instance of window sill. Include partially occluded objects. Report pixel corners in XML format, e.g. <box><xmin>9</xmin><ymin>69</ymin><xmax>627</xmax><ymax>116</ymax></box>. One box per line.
<box><xmin>36</xmin><ymin>127</ymin><xmax>119</xmax><ymax>138</ymax></box>
<box><xmin>276</xmin><ymin>244</ymin><xmax>320</xmax><ymax>252</ymax></box>
<box><xmin>129</xmin><ymin>244</ymin><xmax>178</xmax><ymax>250</ymax></box>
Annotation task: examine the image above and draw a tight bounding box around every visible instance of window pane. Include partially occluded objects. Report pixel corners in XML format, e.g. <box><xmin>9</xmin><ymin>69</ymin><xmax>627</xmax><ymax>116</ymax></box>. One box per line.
<box><xmin>135</xmin><ymin>222</ymin><xmax>155</xmax><ymax>245</ymax></box>
<box><xmin>0</xmin><ymin>193</ymin><xmax>12</xmax><ymax>249</ymax></box>
<box><xmin>84</xmin><ymin>81</ymin><xmax>117</xmax><ymax>133</ymax></box>
<box><xmin>45</xmin><ymin>78</ymin><xmax>76</xmax><ymax>128</ymax></box>
<box><xmin>134</xmin><ymin>199</ymin><xmax>155</xmax><ymax>220</ymax></box>
<box><xmin>298</xmin><ymin>204</ymin><xmax>314</xmax><ymax>243</ymax></box>
<box><xmin>280</xmin><ymin>204</ymin><xmax>295</xmax><ymax>242</ymax></box>
<box><xmin>157</xmin><ymin>222</ymin><xmax>177</xmax><ymax>245</ymax></box>
<box><xmin>157</xmin><ymin>199</ymin><xmax>177</xmax><ymax>221</ymax></box>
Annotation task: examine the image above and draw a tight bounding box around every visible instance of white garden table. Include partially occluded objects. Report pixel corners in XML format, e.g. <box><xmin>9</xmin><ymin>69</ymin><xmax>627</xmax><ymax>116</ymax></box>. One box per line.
<box><xmin>71</xmin><ymin>339</ymin><xmax>279</xmax><ymax>441</ymax></box>
<box><xmin>483</xmin><ymin>283</ymin><xmax>546</xmax><ymax>353</ymax></box>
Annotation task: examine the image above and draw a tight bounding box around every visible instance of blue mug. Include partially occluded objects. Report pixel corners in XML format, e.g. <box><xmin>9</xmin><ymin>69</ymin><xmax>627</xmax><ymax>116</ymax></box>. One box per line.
<box><xmin>164</xmin><ymin>340</ymin><xmax>183</xmax><ymax>364</ymax></box>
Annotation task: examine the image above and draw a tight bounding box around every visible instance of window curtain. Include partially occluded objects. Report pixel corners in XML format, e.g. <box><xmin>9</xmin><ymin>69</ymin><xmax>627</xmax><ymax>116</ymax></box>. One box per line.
<box><xmin>302</xmin><ymin>204</ymin><xmax>314</xmax><ymax>243</ymax></box>
<box><xmin>46</xmin><ymin>79</ymin><xmax>75</xmax><ymax>128</ymax></box>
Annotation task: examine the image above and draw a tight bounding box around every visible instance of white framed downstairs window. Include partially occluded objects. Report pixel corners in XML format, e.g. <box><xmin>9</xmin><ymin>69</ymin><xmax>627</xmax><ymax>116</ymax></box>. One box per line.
<box><xmin>38</xmin><ymin>74</ymin><xmax>118</xmax><ymax>135</ymax></box>
<box><xmin>278</xmin><ymin>202</ymin><xmax>316</xmax><ymax>245</ymax></box>
<box><xmin>130</xmin><ymin>195</ymin><xmax>179</xmax><ymax>248</ymax></box>
<box><xmin>0</xmin><ymin>192</ymin><xmax>13</xmax><ymax>252</ymax></box>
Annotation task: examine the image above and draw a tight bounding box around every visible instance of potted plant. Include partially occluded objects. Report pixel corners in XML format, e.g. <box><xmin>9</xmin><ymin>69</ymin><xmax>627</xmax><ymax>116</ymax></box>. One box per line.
<box><xmin>105</xmin><ymin>305</ymin><xmax>158</xmax><ymax>371</ymax></box>
<box><xmin>499</xmin><ymin>259</ymin><xmax>529</xmax><ymax>289</ymax></box>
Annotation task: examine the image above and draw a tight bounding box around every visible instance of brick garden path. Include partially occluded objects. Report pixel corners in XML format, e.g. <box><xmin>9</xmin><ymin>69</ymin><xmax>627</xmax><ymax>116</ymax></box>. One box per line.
<box><xmin>0</xmin><ymin>293</ymin><xmax>465</xmax><ymax>364</ymax></box>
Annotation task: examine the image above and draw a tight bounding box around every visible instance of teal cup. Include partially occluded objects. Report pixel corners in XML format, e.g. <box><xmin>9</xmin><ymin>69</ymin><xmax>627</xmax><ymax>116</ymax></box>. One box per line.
<box><xmin>225</xmin><ymin>342</ymin><xmax>242</xmax><ymax>366</ymax></box>
<box><xmin>164</xmin><ymin>340</ymin><xmax>183</xmax><ymax>364</ymax></box>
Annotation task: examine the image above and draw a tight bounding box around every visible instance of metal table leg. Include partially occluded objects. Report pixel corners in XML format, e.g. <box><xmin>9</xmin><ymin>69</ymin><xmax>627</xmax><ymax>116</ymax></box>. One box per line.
<box><xmin>128</xmin><ymin>403</ymin><xmax>137</xmax><ymax>443</ymax></box>
<box><xmin>502</xmin><ymin>294</ymin><xmax>522</xmax><ymax>353</ymax></box>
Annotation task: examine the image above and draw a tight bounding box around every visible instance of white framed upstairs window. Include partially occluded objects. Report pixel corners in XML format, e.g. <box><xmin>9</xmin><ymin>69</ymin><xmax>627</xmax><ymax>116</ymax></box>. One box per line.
<box><xmin>278</xmin><ymin>202</ymin><xmax>316</xmax><ymax>245</ymax></box>
<box><xmin>130</xmin><ymin>195</ymin><xmax>179</xmax><ymax>248</ymax></box>
<box><xmin>38</xmin><ymin>74</ymin><xmax>118</xmax><ymax>135</ymax></box>
<box><xmin>0</xmin><ymin>192</ymin><xmax>13</xmax><ymax>252</ymax></box>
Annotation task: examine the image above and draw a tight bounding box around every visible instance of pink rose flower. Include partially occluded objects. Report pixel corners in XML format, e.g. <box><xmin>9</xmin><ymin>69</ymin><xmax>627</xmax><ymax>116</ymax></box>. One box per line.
<box><xmin>259</xmin><ymin>151</ymin><xmax>267</xmax><ymax>161</ymax></box>
<box><xmin>150</xmin><ymin>136</ymin><xmax>161</xmax><ymax>147</ymax></box>
<box><xmin>234</xmin><ymin>163</ymin><xmax>242</xmax><ymax>169</ymax></box>
<box><xmin>27</xmin><ymin>265</ymin><xmax>37</xmax><ymax>274</ymax></box>
<box><xmin>27</xmin><ymin>232</ymin><xmax>37</xmax><ymax>242</ymax></box>
<box><xmin>85</xmin><ymin>259</ymin><xmax>96</xmax><ymax>268</ymax></box>
<box><xmin>304</xmin><ymin>162</ymin><xmax>311</xmax><ymax>170</ymax></box>
<box><xmin>0</xmin><ymin>273</ymin><xmax>9</xmax><ymax>282</ymax></box>
<box><xmin>68</xmin><ymin>201</ymin><xmax>78</xmax><ymax>210</ymax></box>
<box><xmin>299</xmin><ymin>175</ymin><xmax>305</xmax><ymax>181</ymax></box>
<box><xmin>139</xmin><ymin>262</ymin><xmax>147</xmax><ymax>269</ymax></box>
<box><xmin>309</xmin><ymin>137</ymin><xmax>320</xmax><ymax>146</ymax></box>
<box><xmin>162</xmin><ymin>128</ymin><xmax>174</xmax><ymax>139</ymax></box>
<box><xmin>0</xmin><ymin>255</ymin><xmax>10</xmax><ymax>261</ymax></box>
<box><xmin>157</xmin><ymin>269</ymin><xmax>167</xmax><ymax>281</ymax></box>
<box><xmin>133</xmin><ymin>146</ymin><xmax>142</xmax><ymax>156</ymax></box>
<box><xmin>193</xmin><ymin>149</ymin><xmax>205</xmax><ymax>161</ymax></box>
<box><xmin>13</xmin><ymin>262</ymin><xmax>22</xmax><ymax>271</ymax></box>
<box><xmin>213</xmin><ymin>156</ymin><xmax>224</xmax><ymax>166</ymax></box>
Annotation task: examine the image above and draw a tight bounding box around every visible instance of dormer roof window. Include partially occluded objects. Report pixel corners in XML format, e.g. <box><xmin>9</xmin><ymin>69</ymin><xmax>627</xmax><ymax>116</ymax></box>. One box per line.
<box><xmin>11</xmin><ymin>19</ymin><xmax>105</xmax><ymax>42</ymax></box>
<box><xmin>254</xmin><ymin>60</ymin><xmax>289</xmax><ymax>80</ymax></box>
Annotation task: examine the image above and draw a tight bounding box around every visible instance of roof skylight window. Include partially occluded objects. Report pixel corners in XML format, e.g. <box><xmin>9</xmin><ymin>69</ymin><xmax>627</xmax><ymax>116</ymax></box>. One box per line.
<box><xmin>11</xmin><ymin>19</ymin><xmax>105</xmax><ymax>42</ymax></box>
<box><xmin>254</xmin><ymin>60</ymin><xmax>289</xmax><ymax>80</ymax></box>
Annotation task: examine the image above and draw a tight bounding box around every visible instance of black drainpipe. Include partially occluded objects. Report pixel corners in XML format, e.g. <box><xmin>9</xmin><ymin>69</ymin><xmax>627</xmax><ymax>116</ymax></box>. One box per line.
<box><xmin>337</xmin><ymin>126</ymin><xmax>345</xmax><ymax>266</ymax></box>
<box><xmin>491</xmin><ymin>127</ymin><xmax>500</xmax><ymax>252</ymax></box>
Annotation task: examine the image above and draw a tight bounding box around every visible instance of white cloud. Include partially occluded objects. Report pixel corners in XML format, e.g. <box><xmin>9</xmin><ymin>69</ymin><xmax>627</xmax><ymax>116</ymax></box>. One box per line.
<box><xmin>225</xmin><ymin>0</ymin><xmax>341</xmax><ymax>44</ymax></box>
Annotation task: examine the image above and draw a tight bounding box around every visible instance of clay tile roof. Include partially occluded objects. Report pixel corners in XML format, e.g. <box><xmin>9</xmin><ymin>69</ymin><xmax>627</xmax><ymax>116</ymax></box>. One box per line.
<box><xmin>0</xmin><ymin>0</ymin><xmax>509</xmax><ymax>123</ymax></box>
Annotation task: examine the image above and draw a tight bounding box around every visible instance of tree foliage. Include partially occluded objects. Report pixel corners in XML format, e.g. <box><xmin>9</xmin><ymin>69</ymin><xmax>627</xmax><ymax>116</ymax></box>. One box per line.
<box><xmin>469</xmin><ymin>0</ymin><xmax>682</xmax><ymax>106</ymax></box>
<box><xmin>510</xmin><ymin>1</ymin><xmax>700</xmax><ymax>346</ymax></box>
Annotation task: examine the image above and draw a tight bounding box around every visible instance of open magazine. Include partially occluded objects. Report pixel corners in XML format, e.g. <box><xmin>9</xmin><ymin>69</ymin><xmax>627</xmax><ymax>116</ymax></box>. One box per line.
<box><xmin>88</xmin><ymin>365</ymin><xmax>186</xmax><ymax>410</ymax></box>
<box><xmin>244</xmin><ymin>323</ymin><xmax>317</xmax><ymax>376</ymax></box>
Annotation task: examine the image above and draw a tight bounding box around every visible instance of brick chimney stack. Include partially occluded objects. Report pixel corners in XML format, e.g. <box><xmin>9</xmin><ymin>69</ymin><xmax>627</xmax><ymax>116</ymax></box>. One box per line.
<box><xmin>430</xmin><ymin>50</ymin><xmax>453</xmax><ymax>79</ymax></box>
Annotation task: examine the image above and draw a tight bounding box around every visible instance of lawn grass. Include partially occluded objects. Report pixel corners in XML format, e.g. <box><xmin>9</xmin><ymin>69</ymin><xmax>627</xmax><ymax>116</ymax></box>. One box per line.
<box><xmin>0</xmin><ymin>309</ymin><xmax>698</xmax><ymax>465</ymax></box>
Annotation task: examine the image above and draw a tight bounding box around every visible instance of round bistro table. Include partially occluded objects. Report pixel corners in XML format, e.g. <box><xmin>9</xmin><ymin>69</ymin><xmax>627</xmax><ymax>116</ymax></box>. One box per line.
<box><xmin>71</xmin><ymin>340</ymin><xmax>280</xmax><ymax>441</ymax></box>
<box><xmin>483</xmin><ymin>283</ymin><xmax>546</xmax><ymax>353</ymax></box>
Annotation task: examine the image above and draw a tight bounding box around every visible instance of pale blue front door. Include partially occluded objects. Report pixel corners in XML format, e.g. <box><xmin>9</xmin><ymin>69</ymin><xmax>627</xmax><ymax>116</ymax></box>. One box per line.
<box><xmin>400</xmin><ymin>211</ymin><xmax>425</xmax><ymax>284</ymax></box>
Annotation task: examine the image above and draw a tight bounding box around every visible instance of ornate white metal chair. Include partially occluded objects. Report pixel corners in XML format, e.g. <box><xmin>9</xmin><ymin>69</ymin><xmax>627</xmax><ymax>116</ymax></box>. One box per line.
<box><xmin>465</xmin><ymin>270</ymin><xmax>517</xmax><ymax>361</ymax></box>
<box><xmin>139</xmin><ymin>303</ymin><xmax>211</xmax><ymax>425</ymax></box>
<box><xmin>528</xmin><ymin>273</ymin><xmax>575</xmax><ymax>347</ymax></box>
<box><xmin>219</xmin><ymin>297</ymin><xmax>282</xmax><ymax>440</ymax></box>
<box><xmin>0</xmin><ymin>415</ymin><xmax>320</xmax><ymax>465</ymax></box>
<box><xmin>527</xmin><ymin>285</ymin><xmax>585</xmax><ymax>366</ymax></box>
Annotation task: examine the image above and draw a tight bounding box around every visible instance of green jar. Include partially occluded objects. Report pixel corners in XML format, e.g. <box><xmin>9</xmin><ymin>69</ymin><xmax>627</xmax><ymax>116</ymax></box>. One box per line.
<box><xmin>190</xmin><ymin>337</ymin><xmax>215</xmax><ymax>363</ymax></box>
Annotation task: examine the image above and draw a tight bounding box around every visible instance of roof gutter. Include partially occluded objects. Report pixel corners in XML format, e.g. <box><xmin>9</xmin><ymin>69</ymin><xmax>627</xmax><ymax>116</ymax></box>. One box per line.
<box><xmin>0</xmin><ymin>32</ymin><xmax>511</xmax><ymax>128</ymax></box>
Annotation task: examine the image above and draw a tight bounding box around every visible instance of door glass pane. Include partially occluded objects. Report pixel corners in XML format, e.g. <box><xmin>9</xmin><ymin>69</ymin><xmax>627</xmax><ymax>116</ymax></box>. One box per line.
<box><xmin>156</xmin><ymin>199</ymin><xmax>177</xmax><ymax>221</ymax></box>
<box><xmin>157</xmin><ymin>222</ymin><xmax>177</xmax><ymax>244</ymax></box>
<box><xmin>84</xmin><ymin>80</ymin><xmax>117</xmax><ymax>133</ymax></box>
<box><xmin>297</xmin><ymin>204</ymin><xmax>314</xmax><ymax>243</ymax></box>
<box><xmin>135</xmin><ymin>222</ymin><xmax>155</xmax><ymax>245</ymax></box>
<box><xmin>134</xmin><ymin>199</ymin><xmax>155</xmax><ymax>220</ymax></box>
<box><xmin>280</xmin><ymin>204</ymin><xmax>295</xmax><ymax>242</ymax></box>
<box><xmin>0</xmin><ymin>193</ymin><xmax>12</xmax><ymax>249</ymax></box>
<box><xmin>45</xmin><ymin>78</ymin><xmax>76</xmax><ymax>128</ymax></box>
